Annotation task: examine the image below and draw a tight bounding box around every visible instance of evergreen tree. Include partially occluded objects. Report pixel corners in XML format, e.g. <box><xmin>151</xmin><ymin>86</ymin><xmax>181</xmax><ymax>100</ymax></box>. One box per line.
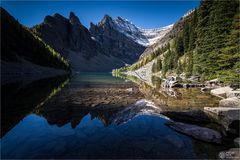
<box><xmin>183</xmin><ymin>21</ymin><xmax>190</xmax><ymax>52</ymax></box>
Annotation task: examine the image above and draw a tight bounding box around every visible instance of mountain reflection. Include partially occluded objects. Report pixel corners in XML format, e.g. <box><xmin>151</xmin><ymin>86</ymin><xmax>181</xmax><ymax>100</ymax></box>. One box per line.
<box><xmin>38</xmin><ymin>98</ymin><xmax>167</xmax><ymax>129</ymax></box>
<box><xmin>35</xmin><ymin>76</ymin><xmax>167</xmax><ymax>128</ymax></box>
<box><xmin>1</xmin><ymin>75</ymin><xmax>69</xmax><ymax>137</ymax></box>
<box><xmin>112</xmin><ymin>73</ymin><xmax>220</xmax><ymax>111</ymax></box>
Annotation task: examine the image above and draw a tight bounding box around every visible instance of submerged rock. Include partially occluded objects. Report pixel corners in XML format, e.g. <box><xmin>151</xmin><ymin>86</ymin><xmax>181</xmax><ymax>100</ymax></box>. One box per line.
<box><xmin>162</xmin><ymin>109</ymin><xmax>211</xmax><ymax>124</ymax></box>
<box><xmin>165</xmin><ymin>121</ymin><xmax>222</xmax><ymax>144</ymax></box>
<box><xmin>219</xmin><ymin>97</ymin><xmax>240</xmax><ymax>108</ymax></box>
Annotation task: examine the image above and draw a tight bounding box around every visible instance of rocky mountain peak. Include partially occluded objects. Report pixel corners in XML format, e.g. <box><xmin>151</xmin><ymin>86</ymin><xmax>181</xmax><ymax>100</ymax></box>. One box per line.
<box><xmin>116</xmin><ymin>16</ymin><xmax>125</xmax><ymax>21</ymax></box>
<box><xmin>99</xmin><ymin>14</ymin><xmax>114</xmax><ymax>27</ymax></box>
<box><xmin>69</xmin><ymin>11</ymin><xmax>81</xmax><ymax>25</ymax></box>
<box><xmin>53</xmin><ymin>13</ymin><xmax>65</xmax><ymax>19</ymax></box>
<box><xmin>44</xmin><ymin>13</ymin><xmax>68</xmax><ymax>25</ymax></box>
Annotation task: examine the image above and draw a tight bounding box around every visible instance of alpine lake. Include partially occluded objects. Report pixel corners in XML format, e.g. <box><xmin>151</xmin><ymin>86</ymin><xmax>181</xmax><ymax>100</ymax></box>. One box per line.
<box><xmin>1</xmin><ymin>72</ymin><xmax>234</xmax><ymax>159</ymax></box>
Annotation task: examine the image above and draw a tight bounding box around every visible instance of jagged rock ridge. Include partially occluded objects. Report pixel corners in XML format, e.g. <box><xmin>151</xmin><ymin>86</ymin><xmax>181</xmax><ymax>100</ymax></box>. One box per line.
<box><xmin>33</xmin><ymin>13</ymin><xmax>159</xmax><ymax>71</ymax></box>
<box><xmin>90</xmin><ymin>15</ymin><xmax>173</xmax><ymax>47</ymax></box>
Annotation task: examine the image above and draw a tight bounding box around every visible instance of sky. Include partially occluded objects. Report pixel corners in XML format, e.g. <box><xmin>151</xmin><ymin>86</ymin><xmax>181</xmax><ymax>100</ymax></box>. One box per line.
<box><xmin>1</xmin><ymin>0</ymin><xmax>200</xmax><ymax>29</ymax></box>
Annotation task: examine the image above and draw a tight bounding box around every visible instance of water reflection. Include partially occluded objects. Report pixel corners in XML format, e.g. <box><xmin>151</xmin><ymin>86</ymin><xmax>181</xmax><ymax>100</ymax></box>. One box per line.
<box><xmin>36</xmin><ymin>73</ymin><xmax>145</xmax><ymax>128</ymax></box>
<box><xmin>1</xmin><ymin>75</ymin><xmax>69</xmax><ymax>137</ymax></box>
<box><xmin>1</xmin><ymin>73</ymin><xmax>229</xmax><ymax>159</ymax></box>
<box><xmin>113</xmin><ymin>73</ymin><xmax>220</xmax><ymax>111</ymax></box>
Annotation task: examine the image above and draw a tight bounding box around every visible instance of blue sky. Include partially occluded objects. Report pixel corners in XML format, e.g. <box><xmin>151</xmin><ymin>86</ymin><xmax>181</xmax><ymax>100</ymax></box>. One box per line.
<box><xmin>1</xmin><ymin>1</ymin><xmax>200</xmax><ymax>29</ymax></box>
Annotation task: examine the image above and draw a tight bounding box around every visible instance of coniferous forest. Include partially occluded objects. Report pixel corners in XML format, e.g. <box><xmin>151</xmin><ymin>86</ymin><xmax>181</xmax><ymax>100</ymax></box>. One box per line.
<box><xmin>114</xmin><ymin>0</ymin><xmax>240</xmax><ymax>83</ymax></box>
<box><xmin>1</xmin><ymin>8</ymin><xmax>70</xmax><ymax>70</ymax></box>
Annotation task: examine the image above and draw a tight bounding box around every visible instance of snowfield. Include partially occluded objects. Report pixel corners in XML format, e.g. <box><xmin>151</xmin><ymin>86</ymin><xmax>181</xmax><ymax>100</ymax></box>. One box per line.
<box><xmin>113</xmin><ymin>16</ymin><xmax>173</xmax><ymax>46</ymax></box>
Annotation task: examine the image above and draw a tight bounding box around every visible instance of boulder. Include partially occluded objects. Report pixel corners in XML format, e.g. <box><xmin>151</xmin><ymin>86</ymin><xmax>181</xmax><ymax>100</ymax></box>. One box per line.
<box><xmin>218</xmin><ymin>148</ymin><xmax>240</xmax><ymax>159</ymax></box>
<box><xmin>234</xmin><ymin>137</ymin><xmax>240</xmax><ymax>148</ymax></box>
<box><xmin>204</xmin><ymin>107</ymin><xmax>240</xmax><ymax>134</ymax></box>
<box><xmin>165</xmin><ymin>121</ymin><xmax>222</xmax><ymax>144</ymax></box>
<box><xmin>162</xmin><ymin>109</ymin><xmax>211</xmax><ymax>124</ymax></box>
<box><xmin>210</xmin><ymin>87</ymin><xmax>233</xmax><ymax>97</ymax></box>
<box><xmin>219</xmin><ymin>97</ymin><xmax>240</xmax><ymax>108</ymax></box>
<box><xmin>227</xmin><ymin>90</ymin><xmax>240</xmax><ymax>99</ymax></box>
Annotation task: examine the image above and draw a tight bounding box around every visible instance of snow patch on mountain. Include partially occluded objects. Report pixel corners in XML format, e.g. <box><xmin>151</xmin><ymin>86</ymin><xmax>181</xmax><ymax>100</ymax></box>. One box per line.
<box><xmin>139</xmin><ymin>24</ymin><xmax>174</xmax><ymax>46</ymax></box>
<box><xmin>182</xmin><ymin>9</ymin><xmax>195</xmax><ymax>19</ymax></box>
<box><xmin>113</xmin><ymin>16</ymin><xmax>173</xmax><ymax>46</ymax></box>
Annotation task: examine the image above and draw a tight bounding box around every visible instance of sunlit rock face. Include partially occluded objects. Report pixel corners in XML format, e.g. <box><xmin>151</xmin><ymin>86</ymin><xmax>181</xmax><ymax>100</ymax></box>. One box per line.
<box><xmin>90</xmin><ymin>15</ymin><xmax>173</xmax><ymax>47</ymax></box>
<box><xmin>89</xmin><ymin>15</ymin><xmax>146</xmax><ymax>64</ymax></box>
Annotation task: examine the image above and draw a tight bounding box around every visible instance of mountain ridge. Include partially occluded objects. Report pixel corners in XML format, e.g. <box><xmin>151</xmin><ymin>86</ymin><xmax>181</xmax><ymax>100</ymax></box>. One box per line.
<box><xmin>1</xmin><ymin>7</ymin><xmax>70</xmax><ymax>80</ymax></box>
<box><xmin>90</xmin><ymin>14</ymin><xmax>173</xmax><ymax>46</ymax></box>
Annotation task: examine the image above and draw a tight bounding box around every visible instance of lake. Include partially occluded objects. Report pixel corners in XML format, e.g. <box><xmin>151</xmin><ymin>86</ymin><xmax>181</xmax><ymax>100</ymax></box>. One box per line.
<box><xmin>1</xmin><ymin>73</ymin><xmax>232</xmax><ymax>159</ymax></box>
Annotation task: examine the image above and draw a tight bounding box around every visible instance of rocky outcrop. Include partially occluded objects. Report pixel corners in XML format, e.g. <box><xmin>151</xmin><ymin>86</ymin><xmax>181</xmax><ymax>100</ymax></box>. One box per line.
<box><xmin>206</xmin><ymin>87</ymin><xmax>240</xmax><ymax>135</ymax></box>
<box><xmin>227</xmin><ymin>90</ymin><xmax>240</xmax><ymax>99</ymax></box>
<box><xmin>165</xmin><ymin>121</ymin><xmax>222</xmax><ymax>144</ymax></box>
<box><xmin>204</xmin><ymin>107</ymin><xmax>240</xmax><ymax>134</ymax></box>
<box><xmin>89</xmin><ymin>15</ymin><xmax>146</xmax><ymax>64</ymax></box>
<box><xmin>219</xmin><ymin>97</ymin><xmax>240</xmax><ymax>108</ymax></box>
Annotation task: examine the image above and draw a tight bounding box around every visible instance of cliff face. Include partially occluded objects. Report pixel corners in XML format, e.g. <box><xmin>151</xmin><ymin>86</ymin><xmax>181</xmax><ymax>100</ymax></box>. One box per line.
<box><xmin>89</xmin><ymin>15</ymin><xmax>146</xmax><ymax>64</ymax></box>
<box><xmin>32</xmin><ymin>13</ymin><xmax>147</xmax><ymax>71</ymax></box>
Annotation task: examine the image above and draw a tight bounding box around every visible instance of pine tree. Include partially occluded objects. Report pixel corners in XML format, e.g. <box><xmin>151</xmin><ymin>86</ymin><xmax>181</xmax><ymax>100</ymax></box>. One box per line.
<box><xmin>183</xmin><ymin>21</ymin><xmax>190</xmax><ymax>52</ymax></box>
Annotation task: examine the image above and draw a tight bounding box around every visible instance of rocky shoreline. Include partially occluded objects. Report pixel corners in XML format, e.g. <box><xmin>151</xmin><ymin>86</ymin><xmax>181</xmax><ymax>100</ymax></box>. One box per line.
<box><xmin>120</xmin><ymin>69</ymin><xmax>240</xmax><ymax>159</ymax></box>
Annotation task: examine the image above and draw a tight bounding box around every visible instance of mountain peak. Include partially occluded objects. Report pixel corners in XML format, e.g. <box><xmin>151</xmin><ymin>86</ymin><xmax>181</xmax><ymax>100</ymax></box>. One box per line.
<box><xmin>103</xmin><ymin>14</ymin><xmax>112</xmax><ymax>20</ymax></box>
<box><xmin>44</xmin><ymin>13</ymin><xmax>67</xmax><ymax>24</ymax></box>
<box><xmin>69</xmin><ymin>12</ymin><xmax>81</xmax><ymax>25</ymax></box>
<box><xmin>116</xmin><ymin>16</ymin><xmax>125</xmax><ymax>21</ymax></box>
<box><xmin>92</xmin><ymin>15</ymin><xmax>173</xmax><ymax>46</ymax></box>
<box><xmin>99</xmin><ymin>14</ymin><xmax>114</xmax><ymax>26</ymax></box>
<box><xmin>53</xmin><ymin>13</ymin><xmax>64</xmax><ymax>18</ymax></box>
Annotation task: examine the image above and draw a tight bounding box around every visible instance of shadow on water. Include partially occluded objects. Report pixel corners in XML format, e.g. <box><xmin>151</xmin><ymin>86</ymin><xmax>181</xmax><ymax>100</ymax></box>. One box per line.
<box><xmin>1</xmin><ymin>75</ymin><xmax>70</xmax><ymax>137</ymax></box>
